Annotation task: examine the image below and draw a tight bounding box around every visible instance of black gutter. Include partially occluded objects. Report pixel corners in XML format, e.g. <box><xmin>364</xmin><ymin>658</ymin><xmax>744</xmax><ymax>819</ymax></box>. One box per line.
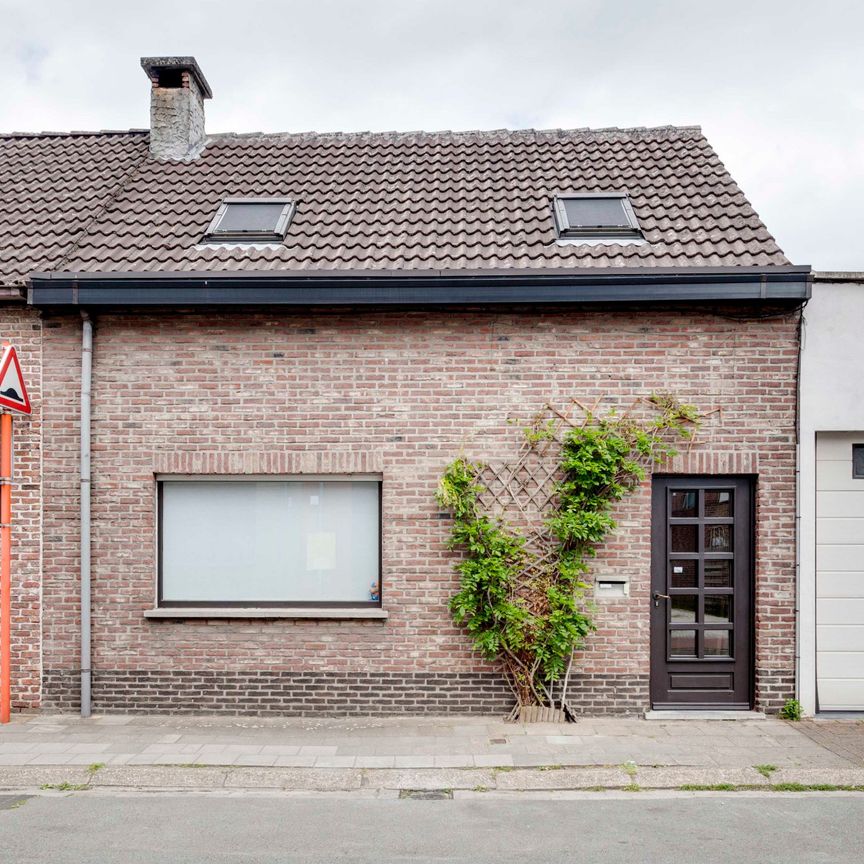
<box><xmin>27</xmin><ymin>266</ymin><xmax>812</xmax><ymax>308</ymax></box>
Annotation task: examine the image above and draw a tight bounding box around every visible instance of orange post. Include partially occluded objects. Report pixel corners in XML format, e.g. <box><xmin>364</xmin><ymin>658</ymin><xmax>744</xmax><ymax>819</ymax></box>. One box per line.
<box><xmin>0</xmin><ymin>411</ymin><xmax>11</xmax><ymax>723</ymax></box>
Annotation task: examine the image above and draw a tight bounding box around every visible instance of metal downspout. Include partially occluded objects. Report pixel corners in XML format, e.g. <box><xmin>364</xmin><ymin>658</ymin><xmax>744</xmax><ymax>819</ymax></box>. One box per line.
<box><xmin>80</xmin><ymin>314</ymin><xmax>92</xmax><ymax>718</ymax></box>
<box><xmin>794</xmin><ymin>304</ymin><xmax>807</xmax><ymax>709</ymax></box>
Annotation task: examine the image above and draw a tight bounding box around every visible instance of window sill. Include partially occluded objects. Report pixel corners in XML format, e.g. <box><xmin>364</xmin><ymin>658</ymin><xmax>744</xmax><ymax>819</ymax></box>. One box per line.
<box><xmin>144</xmin><ymin>607</ymin><xmax>389</xmax><ymax>620</ymax></box>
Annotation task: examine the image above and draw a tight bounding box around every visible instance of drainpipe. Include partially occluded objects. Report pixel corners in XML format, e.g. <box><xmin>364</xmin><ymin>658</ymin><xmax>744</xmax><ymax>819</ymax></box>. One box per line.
<box><xmin>80</xmin><ymin>313</ymin><xmax>92</xmax><ymax>718</ymax></box>
<box><xmin>793</xmin><ymin>304</ymin><xmax>807</xmax><ymax>711</ymax></box>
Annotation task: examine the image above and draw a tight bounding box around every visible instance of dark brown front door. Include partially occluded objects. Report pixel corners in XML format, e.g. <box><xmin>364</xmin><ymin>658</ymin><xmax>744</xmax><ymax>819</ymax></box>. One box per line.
<box><xmin>650</xmin><ymin>477</ymin><xmax>753</xmax><ymax>709</ymax></box>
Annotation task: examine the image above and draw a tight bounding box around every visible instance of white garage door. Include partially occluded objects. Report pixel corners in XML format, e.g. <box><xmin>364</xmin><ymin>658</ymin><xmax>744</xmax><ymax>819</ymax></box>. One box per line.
<box><xmin>817</xmin><ymin>433</ymin><xmax>864</xmax><ymax>711</ymax></box>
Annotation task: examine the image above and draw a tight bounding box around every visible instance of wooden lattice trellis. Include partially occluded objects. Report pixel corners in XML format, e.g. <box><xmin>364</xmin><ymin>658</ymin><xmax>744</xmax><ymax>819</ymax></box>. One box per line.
<box><xmin>471</xmin><ymin>406</ymin><xmax>586</xmax><ymax>719</ymax></box>
<box><xmin>477</xmin><ymin>437</ymin><xmax>563</xmax><ymax>587</ymax></box>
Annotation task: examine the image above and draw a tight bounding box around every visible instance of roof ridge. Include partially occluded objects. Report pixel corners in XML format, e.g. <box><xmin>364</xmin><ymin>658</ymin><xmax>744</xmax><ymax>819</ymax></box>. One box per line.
<box><xmin>0</xmin><ymin>129</ymin><xmax>149</xmax><ymax>139</ymax></box>
<box><xmin>205</xmin><ymin>125</ymin><xmax>704</xmax><ymax>142</ymax></box>
<box><xmin>0</xmin><ymin>125</ymin><xmax>703</xmax><ymax>142</ymax></box>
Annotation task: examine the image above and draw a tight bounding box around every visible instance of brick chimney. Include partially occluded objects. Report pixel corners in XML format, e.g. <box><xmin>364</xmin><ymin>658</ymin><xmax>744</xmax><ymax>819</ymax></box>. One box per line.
<box><xmin>140</xmin><ymin>57</ymin><xmax>212</xmax><ymax>160</ymax></box>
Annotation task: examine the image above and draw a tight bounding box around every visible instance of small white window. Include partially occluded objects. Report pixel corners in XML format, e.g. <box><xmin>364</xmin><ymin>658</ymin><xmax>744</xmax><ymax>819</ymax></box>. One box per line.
<box><xmin>159</xmin><ymin>478</ymin><xmax>381</xmax><ymax>606</ymax></box>
<box><xmin>202</xmin><ymin>198</ymin><xmax>294</xmax><ymax>243</ymax></box>
<box><xmin>552</xmin><ymin>193</ymin><xmax>642</xmax><ymax>239</ymax></box>
<box><xmin>853</xmin><ymin>444</ymin><xmax>864</xmax><ymax>479</ymax></box>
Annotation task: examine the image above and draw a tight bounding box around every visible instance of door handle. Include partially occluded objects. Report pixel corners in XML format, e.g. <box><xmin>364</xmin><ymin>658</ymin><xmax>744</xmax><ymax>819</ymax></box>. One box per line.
<box><xmin>653</xmin><ymin>592</ymin><xmax>670</xmax><ymax>607</ymax></box>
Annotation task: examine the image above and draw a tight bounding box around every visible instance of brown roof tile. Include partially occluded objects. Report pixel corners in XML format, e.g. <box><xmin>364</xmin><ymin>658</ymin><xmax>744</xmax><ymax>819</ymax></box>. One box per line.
<box><xmin>0</xmin><ymin>125</ymin><xmax>789</xmax><ymax>285</ymax></box>
<box><xmin>0</xmin><ymin>131</ymin><xmax>149</xmax><ymax>285</ymax></box>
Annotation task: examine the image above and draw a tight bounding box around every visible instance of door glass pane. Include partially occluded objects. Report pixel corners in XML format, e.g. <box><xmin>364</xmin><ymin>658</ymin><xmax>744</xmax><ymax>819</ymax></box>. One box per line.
<box><xmin>704</xmin><ymin>524</ymin><xmax>732</xmax><ymax>552</ymax></box>
<box><xmin>704</xmin><ymin>490</ymin><xmax>733</xmax><ymax>518</ymax></box>
<box><xmin>670</xmin><ymin>630</ymin><xmax>697</xmax><ymax>657</ymax></box>
<box><xmin>704</xmin><ymin>559</ymin><xmax>732</xmax><ymax>588</ymax></box>
<box><xmin>670</xmin><ymin>595</ymin><xmax>697</xmax><ymax>622</ymax></box>
<box><xmin>671</xmin><ymin>490</ymin><xmax>698</xmax><ymax>518</ymax></box>
<box><xmin>670</xmin><ymin>560</ymin><xmax>697</xmax><ymax>588</ymax></box>
<box><xmin>671</xmin><ymin>524</ymin><xmax>698</xmax><ymax>552</ymax></box>
<box><xmin>704</xmin><ymin>630</ymin><xmax>731</xmax><ymax>656</ymax></box>
<box><xmin>704</xmin><ymin>595</ymin><xmax>732</xmax><ymax>623</ymax></box>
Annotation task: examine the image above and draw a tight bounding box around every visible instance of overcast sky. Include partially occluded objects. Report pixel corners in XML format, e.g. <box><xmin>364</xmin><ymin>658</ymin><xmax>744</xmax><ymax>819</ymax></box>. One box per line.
<box><xmin>2</xmin><ymin>0</ymin><xmax>861</xmax><ymax>271</ymax></box>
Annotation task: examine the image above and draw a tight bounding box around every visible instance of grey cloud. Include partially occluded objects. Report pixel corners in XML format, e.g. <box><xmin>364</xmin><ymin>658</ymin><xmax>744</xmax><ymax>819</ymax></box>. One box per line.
<box><xmin>0</xmin><ymin>0</ymin><xmax>861</xmax><ymax>269</ymax></box>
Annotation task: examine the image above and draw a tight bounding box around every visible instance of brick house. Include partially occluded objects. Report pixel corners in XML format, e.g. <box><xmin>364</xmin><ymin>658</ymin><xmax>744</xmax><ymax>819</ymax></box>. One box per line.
<box><xmin>0</xmin><ymin>57</ymin><xmax>810</xmax><ymax>717</ymax></box>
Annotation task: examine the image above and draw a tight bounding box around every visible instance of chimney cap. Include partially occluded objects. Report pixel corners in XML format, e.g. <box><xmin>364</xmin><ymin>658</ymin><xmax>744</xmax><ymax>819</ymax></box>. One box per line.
<box><xmin>140</xmin><ymin>56</ymin><xmax>213</xmax><ymax>99</ymax></box>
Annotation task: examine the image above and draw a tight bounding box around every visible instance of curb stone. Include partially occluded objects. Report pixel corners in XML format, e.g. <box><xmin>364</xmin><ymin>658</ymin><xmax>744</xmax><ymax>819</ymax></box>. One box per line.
<box><xmin>632</xmin><ymin>767</ymin><xmax>768</xmax><ymax>788</ymax></box>
<box><xmin>771</xmin><ymin>768</ymin><xmax>864</xmax><ymax>786</ymax></box>
<box><xmin>0</xmin><ymin>766</ymin><xmax>92</xmax><ymax>788</ymax></box>
<box><xmin>2</xmin><ymin>764</ymin><xmax>864</xmax><ymax>794</ymax></box>
<box><xmin>93</xmin><ymin>766</ymin><xmax>230</xmax><ymax>788</ymax></box>
<box><xmin>494</xmin><ymin>768</ymin><xmax>625</xmax><ymax>789</ymax></box>
<box><xmin>224</xmin><ymin>768</ymin><xmax>361</xmax><ymax>790</ymax></box>
<box><xmin>358</xmin><ymin>768</ymin><xmax>496</xmax><ymax>790</ymax></box>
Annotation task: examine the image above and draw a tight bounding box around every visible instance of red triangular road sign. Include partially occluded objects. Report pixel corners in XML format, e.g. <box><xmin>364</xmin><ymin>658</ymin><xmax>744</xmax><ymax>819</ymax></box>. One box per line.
<box><xmin>0</xmin><ymin>346</ymin><xmax>31</xmax><ymax>415</ymax></box>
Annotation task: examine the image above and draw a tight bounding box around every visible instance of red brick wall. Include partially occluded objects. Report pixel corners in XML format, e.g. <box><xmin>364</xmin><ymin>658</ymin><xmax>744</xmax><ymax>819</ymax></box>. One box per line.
<box><xmin>37</xmin><ymin>305</ymin><xmax>799</xmax><ymax>714</ymax></box>
<box><xmin>0</xmin><ymin>305</ymin><xmax>42</xmax><ymax>710</ymax></box>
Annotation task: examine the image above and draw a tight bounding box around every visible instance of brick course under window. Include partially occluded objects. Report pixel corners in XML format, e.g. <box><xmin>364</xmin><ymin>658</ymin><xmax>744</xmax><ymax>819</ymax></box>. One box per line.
<box><xmin>11</xmin><ymin>305</ymin><xmax>801</xmax><ymax>716</ymax></box>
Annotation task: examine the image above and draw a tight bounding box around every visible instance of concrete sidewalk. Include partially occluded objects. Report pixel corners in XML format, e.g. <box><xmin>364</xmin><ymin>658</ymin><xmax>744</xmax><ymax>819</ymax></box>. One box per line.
<box><xmin>0</xmin><ymin>713</ymin><xmax>861</xmax><ymax>794</ymax></box>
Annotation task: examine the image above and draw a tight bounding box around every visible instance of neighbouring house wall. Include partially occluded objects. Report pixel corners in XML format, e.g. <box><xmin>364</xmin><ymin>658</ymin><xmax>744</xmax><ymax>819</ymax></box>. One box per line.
<box><xmin>0</xmin><ymin>305</ymin><xmax>42</xmax><ymax>710</ymax></box>
<box><xmin>799</xmin><ymin>279</ymin><xmax>864</xmax><ymax>715</ymax></box>
<box><xmin>38</xmin><ymin>306</ymin><xmax>800</xmax><ymax>716</ymax></box>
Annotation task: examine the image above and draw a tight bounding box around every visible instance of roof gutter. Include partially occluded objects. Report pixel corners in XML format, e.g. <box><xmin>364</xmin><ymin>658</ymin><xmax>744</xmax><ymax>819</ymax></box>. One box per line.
<box><xmin>0</xmin><ymin>287</ymin><xmax>27</xmax><ymax>303</ymax></box>
<box><xmin>27</xmin><ymin>266</ymin><xmax>812</xmax><ymax>308</ymax></box>
<box><xmin>813</xmin><ymin>271</ymin><xmax>864</xmax><ymax>283</ymax></box>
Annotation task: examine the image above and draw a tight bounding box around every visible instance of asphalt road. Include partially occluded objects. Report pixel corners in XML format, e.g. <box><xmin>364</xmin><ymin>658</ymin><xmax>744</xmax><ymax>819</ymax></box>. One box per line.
<box><xmin>1</xmin><ymin>792</ymin><xmax>863</xmax><ymax>863</ymax></box>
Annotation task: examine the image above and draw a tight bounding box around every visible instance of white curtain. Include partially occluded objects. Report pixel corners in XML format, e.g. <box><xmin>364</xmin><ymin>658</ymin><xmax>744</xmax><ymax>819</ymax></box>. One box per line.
<box><xmin>161</xmin><ymin>480</ymin><xmax>380</xmax><ymax>603</ymax></box>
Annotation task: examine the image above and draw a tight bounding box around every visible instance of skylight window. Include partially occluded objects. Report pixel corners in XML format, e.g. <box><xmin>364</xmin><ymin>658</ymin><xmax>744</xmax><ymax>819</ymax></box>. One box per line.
<box><xmin>552</xmin><ymin>193</ymin><xmax>641</xmax><ymax>239</ymax></box>
<box><xmin>203</xmin><ymin>198</ymin><xmax>294</xmax><ymax>243</ymax></box>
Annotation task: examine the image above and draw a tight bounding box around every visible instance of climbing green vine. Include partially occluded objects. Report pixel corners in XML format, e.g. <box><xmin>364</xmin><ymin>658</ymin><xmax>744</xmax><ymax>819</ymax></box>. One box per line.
<box><xmin>436</xmin><ymin>394</ymin><xmax>700</xmax><ymax>717</ymax></box>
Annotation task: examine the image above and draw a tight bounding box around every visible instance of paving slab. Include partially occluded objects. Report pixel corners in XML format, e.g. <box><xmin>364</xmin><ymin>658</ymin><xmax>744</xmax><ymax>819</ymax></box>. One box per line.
<box><xmin>473</xmin><ymin>754</ymin><xmax>514</xmax><ymax>767</ymax></box>
<box><xmin>232</xmin><ymin>755</ymin><xmax>279</xmax><ymax>767</ymax></box>
<box><xmin>313</xmin><ymin>756</ymin><xmax>357</xmax><ymax>768</ymax></box>
<box><xmin>105</xmin><ymin>754</ymin><xmax>137</xmax><ymax>766</ymax></box>
<box><xmin>26</xmin><ymin>755</ymin><xmax>76</xmax><ymax>765</ymax></box>
<box><xmin>432</xmin><ymin>755</ymin><xmax>474</xmax><ymax>768</ymax></box>
<box><xmin>392</xmin><ymin>755</ymin><xmax>435</xmax><ymax>768</ymax></box>
<box><xmin>273</xmin><ymin>756</ymin><xmax>317</xmax><ymax>767</ymax></box>
<box><xmin>24</xmin><ymin>742</ymin><xmax>73</xmax><ymax>754</ymax></box>
<box><xmin>64</xmin><ymin>754</ymin><xmax>113</xmax><ymax>765</ymax></box>
<box><xmin>259</xmin><ymin>745</ymin><xmax>301</xmax><ymax>756</ymax></box>
<box><xmin>0</xmin><ymin>754</ymin><xmax>38</xmax><ymax>765</ymax></box>
<box><xmin>0</xmin><ymin>743</ymin><xmax>38</xmax><ymax>753</ymax></box>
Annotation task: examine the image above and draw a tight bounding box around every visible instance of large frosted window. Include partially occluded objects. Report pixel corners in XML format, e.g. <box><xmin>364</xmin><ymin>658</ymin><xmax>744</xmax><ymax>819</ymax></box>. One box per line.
<box><xmin>159</xmin><ymin>480</ymin><xmax>380</xmax><ymax>605</ymax></box>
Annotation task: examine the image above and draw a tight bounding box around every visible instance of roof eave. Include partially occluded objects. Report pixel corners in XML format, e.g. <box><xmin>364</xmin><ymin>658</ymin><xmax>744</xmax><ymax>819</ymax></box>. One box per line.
<box><xmin>27</xmin><ymin>266</ymin><xmax>812</xmax><ymax>308</ymax></box>
<box><xmin>0</xmin><ymin>286</ymin><xmax>28</xmax><ymax>303</ymax></box>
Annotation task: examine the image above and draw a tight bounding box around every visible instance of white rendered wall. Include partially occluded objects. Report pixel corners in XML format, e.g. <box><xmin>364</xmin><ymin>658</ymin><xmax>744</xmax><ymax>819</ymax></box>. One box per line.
<box><xmin>800</xmin><ymin>279</ymin><xmax>864</xmax><ymax>714</ymax></box>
